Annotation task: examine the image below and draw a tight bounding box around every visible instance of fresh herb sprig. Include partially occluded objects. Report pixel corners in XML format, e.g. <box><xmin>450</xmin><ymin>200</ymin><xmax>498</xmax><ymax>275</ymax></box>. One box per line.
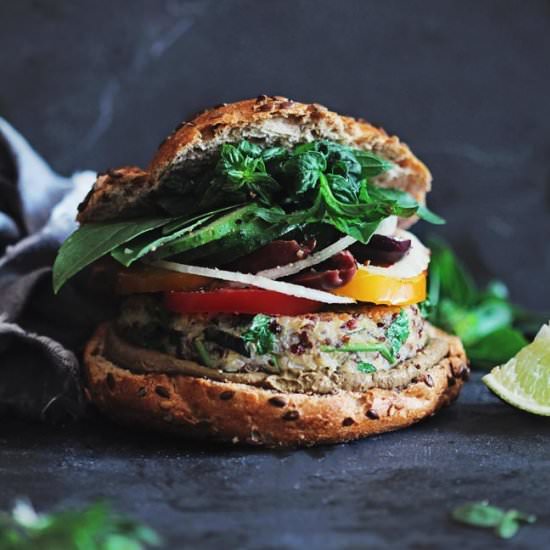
<box><xmin>386</xmin><ymin>310</ymin><xmax>410</xmax><ymax>360</ymax></box>
<box><xmin>451</xmin><ymin>501</ymin><xmax>536</xmax><ymax>539</ymax></box>
<box><xmin>321</xmin><ymin>311</ymin><xmax>410</xmax><ymax>364</ymax></box>
<box><xmin>216</xmin><ymin>139</ymin><xmax>444</xmax><ymax>244</ymax></box>
<box><xmin>0</xmin><ymin>500</ymin><xmax>161</xmax><ymax>550</ymax></box>
<box><xmin>242</xmin><ymin>314</ymin><xmax>276</xmax><ymax>355</ymax></box>
<box><xmin>426</xmin><ymin>238</ymin><xmax>547</xmax><ymax>368</ymax></box>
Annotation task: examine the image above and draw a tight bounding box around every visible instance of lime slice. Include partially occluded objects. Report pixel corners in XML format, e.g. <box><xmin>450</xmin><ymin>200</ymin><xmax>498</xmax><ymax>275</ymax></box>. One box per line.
<box><xmin>482</xmin><ymin>323</ymin><xmax>550</xmax><ymax>416</ymax></box>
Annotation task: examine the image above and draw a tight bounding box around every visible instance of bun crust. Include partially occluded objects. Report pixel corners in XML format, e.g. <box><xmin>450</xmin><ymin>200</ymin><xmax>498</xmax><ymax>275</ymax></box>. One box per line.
<box><xmin>84</xmin><ymin>323</ymin><xmax>468</xmax><ymax>447</ymax></box>
<box><xmin>77</xmin><ymin>96</ymin><xmax>431</xmax><ymax>224</ymax></box>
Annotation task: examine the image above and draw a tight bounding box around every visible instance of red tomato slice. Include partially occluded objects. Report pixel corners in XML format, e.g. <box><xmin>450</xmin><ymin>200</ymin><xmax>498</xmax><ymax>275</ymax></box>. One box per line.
<box><xmin>164</xmin><ymin>288</ymin><xmax>322</xmax><ymax>315</ymax></box>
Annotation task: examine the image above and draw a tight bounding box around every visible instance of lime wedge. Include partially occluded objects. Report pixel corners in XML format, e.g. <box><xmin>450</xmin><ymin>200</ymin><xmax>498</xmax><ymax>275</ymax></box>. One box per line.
<box><xmin>482</xmin><ymin>323</ymin><xmax>550</xmax><ymax>416</ymax></box>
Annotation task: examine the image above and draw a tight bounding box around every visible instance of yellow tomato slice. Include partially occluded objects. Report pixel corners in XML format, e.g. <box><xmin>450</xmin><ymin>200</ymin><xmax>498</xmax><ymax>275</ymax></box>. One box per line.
<box><xmin>332</xmin><ymin>268</ymin><xmax>427</xmax><ymax>305</ymax></box>
<box><xmin>116</xmin><ymin>265</ymin><xmax>211</xmax><ymax>294</ymax></box>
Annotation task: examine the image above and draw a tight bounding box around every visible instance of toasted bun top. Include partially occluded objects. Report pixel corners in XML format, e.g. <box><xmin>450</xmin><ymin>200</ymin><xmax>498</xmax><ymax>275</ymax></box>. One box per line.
<box><xmin>77</xmin><ymin>96</ymin><xmax>432</xmax><ymax>223</ymax></box>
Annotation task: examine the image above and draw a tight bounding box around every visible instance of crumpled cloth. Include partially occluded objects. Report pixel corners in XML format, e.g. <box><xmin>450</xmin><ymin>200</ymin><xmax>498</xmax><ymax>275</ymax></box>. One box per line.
<box><xmin>0</xmin><ymin>118</ymin><xmax>114</xmax><ymax>422</ymax></box>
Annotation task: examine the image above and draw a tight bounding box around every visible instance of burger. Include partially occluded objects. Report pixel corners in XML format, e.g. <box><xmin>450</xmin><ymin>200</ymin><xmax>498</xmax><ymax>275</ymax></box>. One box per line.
<box><xmin>53</xmin><ymin>96</ymin><xmax>469</xmax><ymax>447</ymax></box>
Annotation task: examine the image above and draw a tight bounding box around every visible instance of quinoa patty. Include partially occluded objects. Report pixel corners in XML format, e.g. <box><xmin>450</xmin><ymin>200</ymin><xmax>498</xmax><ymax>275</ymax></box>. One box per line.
<box><xmin>113</xmin><ymin>296</ymin><xmax>429</xmax><ymax>393</ymax></box>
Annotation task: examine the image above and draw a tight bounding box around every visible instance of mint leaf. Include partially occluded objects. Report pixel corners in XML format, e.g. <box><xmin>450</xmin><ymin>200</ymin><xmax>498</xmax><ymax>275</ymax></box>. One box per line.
<box><xmin>386</xmin><ymin>310</ymin><xmax>410</xmax><ymax>360</ymax></box>
<box><xmin>217</xmin><ymin>141</ymin><xmax>281</xmax><ymax>205</ymax></box>
<box><xmin>242</xmin><ymin>314</ymin><xmax>276</xmax><ymax>355</ymax></box>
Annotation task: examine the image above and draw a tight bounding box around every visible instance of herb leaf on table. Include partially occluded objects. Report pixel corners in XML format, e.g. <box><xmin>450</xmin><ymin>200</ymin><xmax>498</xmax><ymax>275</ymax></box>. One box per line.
<box><xmin>451</xmin><ymin>501</ymin><xmax>536</xmax><ymax>539</ymax></box>
<box><xmin>0</xmin><ymin>499</ymin><xmax>161</xmax><ymax>549</ymax></box>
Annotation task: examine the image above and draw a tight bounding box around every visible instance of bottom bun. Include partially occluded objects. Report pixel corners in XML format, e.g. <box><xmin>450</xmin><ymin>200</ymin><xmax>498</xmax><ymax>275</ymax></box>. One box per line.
<box><xmin>84</xmin><ymin>323</ymin><xmax>469</xmax><ymax>447</ymax></box>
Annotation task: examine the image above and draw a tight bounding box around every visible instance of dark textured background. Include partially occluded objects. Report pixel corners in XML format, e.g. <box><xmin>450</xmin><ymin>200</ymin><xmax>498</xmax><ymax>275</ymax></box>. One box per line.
<box><xmin>1</xmin><ymin>1</ymin><xmax>549</xmax><ymax>548</ymax></box>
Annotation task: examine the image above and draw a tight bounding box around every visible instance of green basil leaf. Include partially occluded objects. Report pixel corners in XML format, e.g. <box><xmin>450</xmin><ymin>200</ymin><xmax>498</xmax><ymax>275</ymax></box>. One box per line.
<box><xmin>466</xmin><ymin>327</ymin><xmax>528</xmax><ymax>368</ymax></box>
<box><xmin>417</xmin><ymin>203</ymin><xmax>446</xmax><ymax>224</ymax></box>
<box><xmin>428</xmin><ymin>239</ymin><xmax>478</xmax><ymax>308</ymax></box>
<box><xmin>52</xmin><ymin>217</ymin><xmax>173</xmax><ymax>293</ymax></box>
<box><xmin>354</xmin><ymin>150</ymin><xmax>394</xmax><ymax>177</ymax></box>
<box><xmin>440</xmin><ymin>299</ymin><xmax>513</xmax><ymax>346</ymax></box>
<box><xmin>261</xmin><ymin>146</ymin><xmax>288</xmax><ymax>162</ymax></box>
<box><xmin>282</xmin><ymin>150</ymin><xmax>326</xmax><ymax>195</ymax></box>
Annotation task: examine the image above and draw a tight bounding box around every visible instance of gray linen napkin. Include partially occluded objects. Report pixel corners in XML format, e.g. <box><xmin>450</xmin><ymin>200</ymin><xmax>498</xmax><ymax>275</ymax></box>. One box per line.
<box><xmin>0</xmin><ymin>118</ymin><xmax>112</xmax><ymax>422</ymax></box>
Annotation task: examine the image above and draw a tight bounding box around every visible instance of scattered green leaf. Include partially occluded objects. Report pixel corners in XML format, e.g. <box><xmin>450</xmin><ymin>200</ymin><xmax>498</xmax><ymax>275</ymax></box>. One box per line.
<box><xmin>0</xmin><ymin>499</ymin><xmax>161</xmax><ymax>550</ymax></box>
<box><xmin>451</xmin><ymin>501</ymin><xmax>536</xmax><ymax>539</ymax></box>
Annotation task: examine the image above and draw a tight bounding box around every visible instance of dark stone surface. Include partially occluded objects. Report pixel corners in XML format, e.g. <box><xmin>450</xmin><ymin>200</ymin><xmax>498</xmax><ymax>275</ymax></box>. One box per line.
<box><xmin>1</xmin><ymin>374</ymin><xmax>548</xmax><ymax>549</ymax></box>
<box><xmin>1</xmin><ymin>1</ymin><xmax>549</xmax><ymax>548</ymax></box>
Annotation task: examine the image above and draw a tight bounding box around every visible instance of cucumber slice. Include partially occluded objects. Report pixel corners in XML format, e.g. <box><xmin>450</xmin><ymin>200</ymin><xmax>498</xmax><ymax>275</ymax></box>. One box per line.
<box><xmin>152</xmin><ymin>204</ymin><xmax>271</xmax><ymax>260</ymax></box>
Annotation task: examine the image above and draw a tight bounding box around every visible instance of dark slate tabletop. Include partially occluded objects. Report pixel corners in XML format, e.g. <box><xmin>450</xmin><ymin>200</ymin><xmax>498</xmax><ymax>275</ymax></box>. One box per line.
<box><xmin>1</xmin><ymin>1</ymin><xmax>550</xmax><ymax>548</ymax></box>
<box><xmin>2</xmin><ymin>374</ymin><xmax>549</xmax><ymax>549</ymax></box>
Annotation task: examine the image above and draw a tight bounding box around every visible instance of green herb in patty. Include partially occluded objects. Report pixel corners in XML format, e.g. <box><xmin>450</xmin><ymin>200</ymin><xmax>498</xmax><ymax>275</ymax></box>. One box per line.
<box><xmin>357</xmin><ymin>362</ymin><xmax>377</xmax><ymax>374</ymax></box>
<box><xmin>321</xmin><ymin>343</ymin><xmax>394</xmax><ymax>363</ymax></box>
<box><xmin>194</xmin><ymin>338</ymin><xmax>214</xmax><ymax>368</ymax></box>
<box><xmin>386</xmin><ymin>310</ymin><xmax>410</xmax><ymax>360</ymax></box>
<box><xmin>242</xmin><ymin>314</ymin><xmax>276</xmax><ymax>355</ymax></box>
